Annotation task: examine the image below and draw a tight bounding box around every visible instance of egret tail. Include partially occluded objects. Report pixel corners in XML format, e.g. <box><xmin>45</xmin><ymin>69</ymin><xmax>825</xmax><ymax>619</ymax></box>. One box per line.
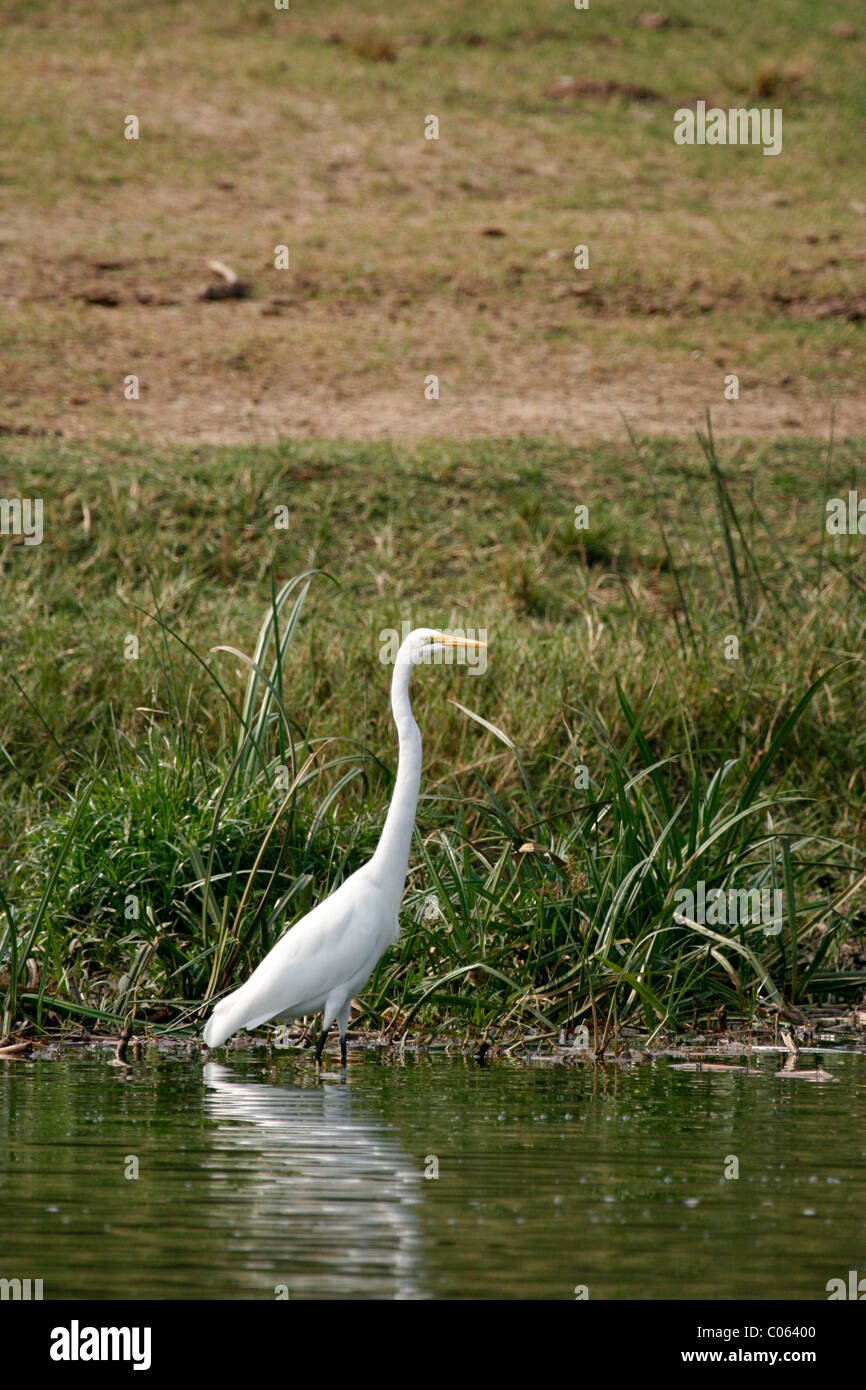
<box><xmin>203</xmin><ymin>988</ymin><xmax>255</xmax><ymax>1048</ymax></box>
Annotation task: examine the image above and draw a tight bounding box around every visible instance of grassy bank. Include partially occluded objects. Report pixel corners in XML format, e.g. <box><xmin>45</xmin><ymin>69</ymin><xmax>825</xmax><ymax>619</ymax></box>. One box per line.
<box><xmin>0</xmin><ymin>430</ymin><xmax>864</xmax><ymax>1043</ymax></box>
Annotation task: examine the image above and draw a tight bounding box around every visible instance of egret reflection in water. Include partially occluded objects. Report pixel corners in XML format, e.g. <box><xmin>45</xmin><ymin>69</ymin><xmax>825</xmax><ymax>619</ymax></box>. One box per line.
<box><xmin>202</xmin><ymin>1062</ymin><xmax>424</xmax><ymax>1298</ymax></box>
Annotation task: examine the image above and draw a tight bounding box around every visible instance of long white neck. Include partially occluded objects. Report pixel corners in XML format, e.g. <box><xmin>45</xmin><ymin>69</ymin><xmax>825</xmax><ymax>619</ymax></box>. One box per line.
<box><xmin>368</xmin><ymin>644</ymin><xmax>422</xmax><ymax>913</ymax></box>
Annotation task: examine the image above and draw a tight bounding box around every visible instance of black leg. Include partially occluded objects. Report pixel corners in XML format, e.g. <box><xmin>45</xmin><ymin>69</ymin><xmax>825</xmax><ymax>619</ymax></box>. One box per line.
<box><xmin>314</xmin><ymin>1021</ymin><xmax>330</xmax><ymax>1064</ymax></box>
<box><xmin>340</xmin><ymin>1032</ymin><xmax>347</xmax><ymax>1067</ymax></box>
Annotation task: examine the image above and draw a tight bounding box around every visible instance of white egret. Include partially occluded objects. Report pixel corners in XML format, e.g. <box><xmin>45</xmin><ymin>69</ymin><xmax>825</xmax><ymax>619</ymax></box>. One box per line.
<box><xmin>202</xmin><ymin>628</ymin><xmax>486</xmax><ymax>1062</ymax></box>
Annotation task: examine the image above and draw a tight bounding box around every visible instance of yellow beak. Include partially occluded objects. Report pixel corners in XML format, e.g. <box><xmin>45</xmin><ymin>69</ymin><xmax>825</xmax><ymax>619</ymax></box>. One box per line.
<box><xmin>434</xmin><ymin>632</ymin><xmax>487</xmax><ymax>649</ymax></box>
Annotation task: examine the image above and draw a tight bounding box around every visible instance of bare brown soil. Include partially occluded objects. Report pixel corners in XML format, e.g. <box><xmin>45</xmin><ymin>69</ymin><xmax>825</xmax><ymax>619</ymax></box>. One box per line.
<box><xmin>3</xmin><ymin>261</ymin><xmax>862</xmax><ymax>445</ymax></box>
<box><xmin>1</xmin><ymin>4</ymin><xmax>863</xmax><ymax>446</ymax></box>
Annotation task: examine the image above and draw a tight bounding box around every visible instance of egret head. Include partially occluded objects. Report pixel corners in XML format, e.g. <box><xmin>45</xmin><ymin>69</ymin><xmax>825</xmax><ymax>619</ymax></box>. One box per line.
<box><xmin>406</xmin><ymin>627</ymin><xmax>487</xmax><ymax>668</ymax></box>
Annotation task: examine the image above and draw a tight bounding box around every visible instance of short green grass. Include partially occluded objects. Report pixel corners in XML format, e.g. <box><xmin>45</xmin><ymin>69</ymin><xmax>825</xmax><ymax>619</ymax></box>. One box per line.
<box><xmin>1</xmin><ymin>430</ymin><xmax>864</xmax><ymax>1043</ymax></box>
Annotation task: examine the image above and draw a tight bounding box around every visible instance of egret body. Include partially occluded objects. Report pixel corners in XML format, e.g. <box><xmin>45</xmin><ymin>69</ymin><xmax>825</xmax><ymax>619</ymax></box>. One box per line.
<box><xmin>202</xmin><ymin>628</ymin><xmax>484</xmax><ymax>1062</ymax></box>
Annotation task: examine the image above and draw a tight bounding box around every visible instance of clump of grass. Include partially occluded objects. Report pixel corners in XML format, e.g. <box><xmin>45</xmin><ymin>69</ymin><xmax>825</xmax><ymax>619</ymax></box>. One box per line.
<box><xmin>750</xmin><ymin>56</ymin><xmax>813</xmax><ymax>99</ymax></box>
<box><xmin>349</xmin><ymin>32</ymin><xmax>398</xmax><ymax>62</ymax></box>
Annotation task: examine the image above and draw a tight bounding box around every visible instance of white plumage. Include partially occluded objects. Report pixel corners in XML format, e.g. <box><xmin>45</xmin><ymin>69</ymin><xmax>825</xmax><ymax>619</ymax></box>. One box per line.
<box><xmin>203</xmin><ymin>627</ymin><xmax>485</xmax><ymax>1062</ymax></box>
<box><xmin>203</xmin><ymin>875</ymin><xmax>394</xmax><ymax>1051</ymax></box>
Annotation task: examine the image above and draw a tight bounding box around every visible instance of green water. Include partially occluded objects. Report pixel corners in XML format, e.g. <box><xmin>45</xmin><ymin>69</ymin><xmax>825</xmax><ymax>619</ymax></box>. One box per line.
<box><xmin>1</xmin><ymin>1049</ymin><xmax>864</xmax><ymax>1300</ymax></box>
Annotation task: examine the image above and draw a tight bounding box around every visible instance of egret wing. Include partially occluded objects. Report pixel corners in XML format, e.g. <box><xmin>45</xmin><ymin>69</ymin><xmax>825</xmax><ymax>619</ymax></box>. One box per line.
<box><xmin>218</xmin><ymin>873</ymin><xmax>388</xmax><ymax>1036</ymax></box>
